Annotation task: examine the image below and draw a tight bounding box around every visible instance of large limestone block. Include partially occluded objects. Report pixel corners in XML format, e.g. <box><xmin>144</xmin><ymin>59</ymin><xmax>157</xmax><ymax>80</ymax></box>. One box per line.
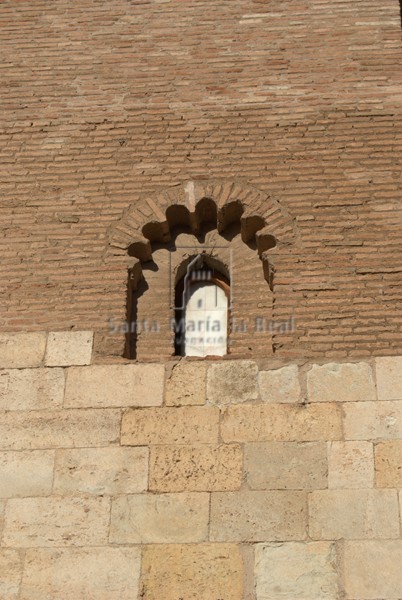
<box><xmin>0</xmin><ymin>333</ymin><xmax>46</xmax><ymax>369</ymax></box>
<box><xmin>375</xmin><ymin>441</ymin><xmax>402</xmax><ymax>487</ymax></box>
<box><xmin>307</xmin><ymin>361</ymin><xmax>376</xmax><ymax>402</ymax></box>
<box><xmin>54</xmin><ymin>447</ymin><xmax>148</xmax><ymax>495</ymax></box>
<box><xmin>344</xmin><ymin>541</ymin><xmax>402</xmax><ymax>599</ymax></box>
<box><xmin>309</xmin><ymin>489</ymin><xmax>399</xmax><ymax>540</ymax></box>
<box><xmin>64</xmin><ymin>364</ymin><xmax>164</xmax><ymax>408</ymax></box>
<box><xmin>207</xmin><ymin>360</ymin><xmax>258</xmax><ymax>405</ymax></box>
<box><xmin>328</xmin><ymin>441</ymin><xmax>374</xmax><ymax>489</ymax></box>
<box><xmin>0</xmin><ymin>550</ymin><xmax>22</xmax><ymax>600</ymax></box>
<box><xmin>245</xmin><ymin>442</ymin><xmax>327</xmax><ymax>490</ymax></box>
<box><xmin>344</xmin><ymin>401</ymin><xmax>402</xmax><ymax>440</ymax></box>
<box><xmin>0</xmin><ymin>450</ymin><xmax>54</xmax><ymax>498</ymax></box>
<box><xmin>121</xmin><ymin>406</ymin><xmax>219</xmax><ymax>445</ymax></box>
<box><xmin>258</xmin><ymin>365</ymin><xmax>301</xmax><ymax>403</ymax></box>
<box><xmin>149</xmin><ymin>444</ymin><xmax>243</xmax><ymax>492</ymax></box>
<box><xmin>166</xmin><ymin>362</ymin><xmax>207</xmax><ymax>405</ymax></box>
<box><xmin>375</xmin><ymin>356</ymin><xmax>402</xmax><ymax>400</ymax></box>
<box><xmin>0</xmin><ymin>408</ymin><xmax>121</xmax><ymax>450</ymax></box>
<box><xmin>210</xmin><ymin>490</ymin><xmax>307</xmax><ymax>542</ymax></box>
<box><xmin>20</xmin><ymin>547</ymin><xmax>141</xmax><ymax>600</ymax></box>
<box><xmin>255</xmin><ymin>542</ymin><xmax>339</xmax><ymax>600</ymax></box>
<box><xmin>45</xmin><ymin>331</ymin><xmax>93</xmax><ymax>367</ymax></box>
<box><xmin>221</xmin><ymin>403</ymin><xmax>342</xmax><ymax>443</ymax></box>
<box><xmin>0</xmin><ymin>499</ymin><xmax>5</xmax><ymax>534</ymax></box>
<box><xmin>141</xmin><ymin>544</ymin><xmax>244</xmax><ymax>600</ymax></box>
<box><xmin>3</xmin><ymin>496</ymin><xmax>110</xmax><ymax>547</ymax></box>
<box><xmin>110</xmin><ymin>493</ymin><xmax>209</xmax><ymax>544</ymax></box>
<box><xmin>0</xmin><ymin>368</ymin><xmax>64</xmax><ymax>411</ymax></box>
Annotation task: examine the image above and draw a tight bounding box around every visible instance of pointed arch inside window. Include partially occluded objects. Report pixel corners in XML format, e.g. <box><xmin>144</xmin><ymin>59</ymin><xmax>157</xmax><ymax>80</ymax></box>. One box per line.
<box><xmin>174</xmin><ymin>256</ymin><xmax>230</xmax><ymax>357</ymax></box>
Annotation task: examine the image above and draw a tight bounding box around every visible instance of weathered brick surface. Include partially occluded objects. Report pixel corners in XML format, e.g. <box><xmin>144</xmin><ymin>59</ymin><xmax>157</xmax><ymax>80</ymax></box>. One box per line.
<box><xmin>141</xmin><ymin>544</ymin><xmax>244</xmax><ymax>600</ymax></box>
<box><xmin>1</xmin><ymin>3</ymin><xmax>402</xmax><ymax>361</ymax></box>
<box><xmin>20</xmin><ymin>548</ymin><xmax>141</xmax><ymax>600</ymax></box>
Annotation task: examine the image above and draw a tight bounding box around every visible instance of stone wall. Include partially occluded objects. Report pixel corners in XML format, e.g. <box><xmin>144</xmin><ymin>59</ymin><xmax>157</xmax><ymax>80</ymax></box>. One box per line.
<box><xmin>0</xmin><ymin>331</ymin><xmax>401</xmax><ymax>599</ymax></box>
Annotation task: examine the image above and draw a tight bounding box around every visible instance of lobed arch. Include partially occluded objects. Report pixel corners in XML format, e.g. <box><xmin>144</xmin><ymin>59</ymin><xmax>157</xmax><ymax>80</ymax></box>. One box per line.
<box><xmin>108</xmin><ymin>180</ymin><xmax>298</xmax><ymax>265</ymax></box>
<box><xmin>107</xmin><ymin>181</ymin><xmax>298</xmax><ymax>359</ymax></box>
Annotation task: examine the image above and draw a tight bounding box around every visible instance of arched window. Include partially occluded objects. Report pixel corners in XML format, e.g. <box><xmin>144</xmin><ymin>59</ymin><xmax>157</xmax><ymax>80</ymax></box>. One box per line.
<box><xmin>174</xmin><ymin>256</ymin><xmax>230</xmax><ymax>357</ymax></box>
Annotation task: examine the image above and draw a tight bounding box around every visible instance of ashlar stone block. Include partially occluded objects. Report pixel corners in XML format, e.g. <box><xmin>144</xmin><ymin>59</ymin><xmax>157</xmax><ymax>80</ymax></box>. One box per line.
<box><xmin>0</xmin><ymin>499</ymin><xmax>5</xmax><ymax>535</ymax></box>
<box><xmin>0</xmin><ymin>450</ymin><xmax>55</xmax><ymax>498</ymax></box>
<box><xmin>245</xmin><ymin>442</ymin><xmax>327</xmax><ymax>490</ymax></box>
<box><xmin>0</xmin><ymin>368</ymin><xmax>64</xmax><ymax>411</ymax></box>
<box><xmin>344</xmin><ymin>541</ymin><xmax>402</xmax><ymax>599</ymax></box>
<box><xmin>0</xmin><ymin>333</ymin><xmax>46</xmax><ymax>369</ymax></box>
<box><xmin>309</xmin><ymin>489</ymin><xmax>399</xmax><ymax>540</ymax></box>
<box><xmin>258</xmin><ymin>365</ymin><xmax>301</xmax><ymax>403</ymax></box>
<box><xmin>221</xmin><ymin>403</ymin><xmax>342</xmax><ymax>443</ymax></box>
<box><xmin>109</xmin><ymin>493</ymin><xmax>209</xmax><ymax>544</ymax></box>
<box><xmin>207</xmin><ymin>360</ymin><xmax>258</xmax><ymax>405</ymax></box>
<box><xmin>307</xmin><ymin>361</ymin><xmax>376</xmax><ymax>402</ymax></box>
<box><xmin>20</xmin><ymin>547</ymin><xmax>141</xmax><ymax>600</ymax></box>
<box><xmin>3</xmin><ymin>496</ymin><xmax>111</xmax><ymax>547</ymax></box>
<box><xmin>121</xmin><ymin>406</ymin><xmax>219</xmax><ymax>445</ymax></box>
<box><xmin>45</xmin><ymin>331</ymin><xmax>93</xmax><ymax>367</ymax></box>
<box><xmin>210</xmin><ymin>490</ymin><xmax>307</xmax><ymax>542</ymax></box>
<box><xmin>375</xmin><ymin>440</ymin><xmax>402</xmax><ymax>487</ymax></box>
<box><xmin>255</xmin><ymin>542</ymin><xmax>339</xmax><ymax>600</ymax></box>
<box><xmin>375</xmin><ymin>356</ymin><xmax>402</xmax><ymax>400</ymax></box>
<box><xmin>64</xmin><ymin>364</ymin><xmax>164</xmax><ymax>408</ymax></box>
<box><xmin>54</xmin><ymin>447</ymin><xmax>148</xmax><ymax>495</ymax></box>
<box><xmin>166</xmin><ymin>361</ymin><xmax>207</xmax><ymax>406</ymax></box>
<box><xmin>141</xmin><ymin>544</ymin><xmax>244</xmax><ymax>600</ymax></box>
<box><xmin>344</xmin><ymin>401</ymin><xmax>402</xmax><ymax>440</ymax></box>
<box><xmin>328</xmin><ymin>441</ymin><xmax>374</xmax><ymax>489</ymax></box>
<box><xmin>0</xmin><ymin>409</ymin><xmax>121</xmax><ymax>450</ymax></box>
<box><xmin>149</xmin><ymin>444</ymin><xmax>243</xmax><ymax>492</ymax></box>
<box><xmin>0</xmin><ymin>550</ymin><xmax>22</xmax><ymax>600</ymax></box>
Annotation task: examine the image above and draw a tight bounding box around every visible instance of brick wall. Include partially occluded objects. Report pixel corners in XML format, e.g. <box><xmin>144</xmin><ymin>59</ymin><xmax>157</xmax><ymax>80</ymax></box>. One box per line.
<box><xmin>0</xmin><ymin>331</ymin><xmax>401</xmax><ymax>598</ymax></box>
<box><xmin>1</xmin><ymin>0</ymin><xmax>402</xmax><ymax>360</ymax></box>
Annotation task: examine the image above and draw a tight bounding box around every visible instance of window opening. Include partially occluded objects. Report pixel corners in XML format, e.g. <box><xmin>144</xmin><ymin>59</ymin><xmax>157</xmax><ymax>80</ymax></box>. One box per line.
<box><xmin>174</xmin><ymin>255</ymin><xmax>230</xmax><ymax>357</ymax></box>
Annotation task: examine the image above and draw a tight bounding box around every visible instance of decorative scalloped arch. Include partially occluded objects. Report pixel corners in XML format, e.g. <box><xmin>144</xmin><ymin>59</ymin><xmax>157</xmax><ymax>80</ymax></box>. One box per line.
<box><xmin>108</xmin><ymin>180</ymin><xmax>297</xmax><ymax>261</ymax></box>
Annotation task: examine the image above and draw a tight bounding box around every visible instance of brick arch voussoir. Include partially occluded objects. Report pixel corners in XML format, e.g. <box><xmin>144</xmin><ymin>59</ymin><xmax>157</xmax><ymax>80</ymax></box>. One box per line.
<box><xmin>108</xmin><ymin>180</ymin><xmax>297</xmax><ymax>261</ymax></box>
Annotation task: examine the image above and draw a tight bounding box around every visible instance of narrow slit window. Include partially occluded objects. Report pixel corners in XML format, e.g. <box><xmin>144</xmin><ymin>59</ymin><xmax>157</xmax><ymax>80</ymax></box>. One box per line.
<box><xmin>175</xmin><ymin>257</ymin><xmax>230</xmax><ymax>357</ymax></box>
